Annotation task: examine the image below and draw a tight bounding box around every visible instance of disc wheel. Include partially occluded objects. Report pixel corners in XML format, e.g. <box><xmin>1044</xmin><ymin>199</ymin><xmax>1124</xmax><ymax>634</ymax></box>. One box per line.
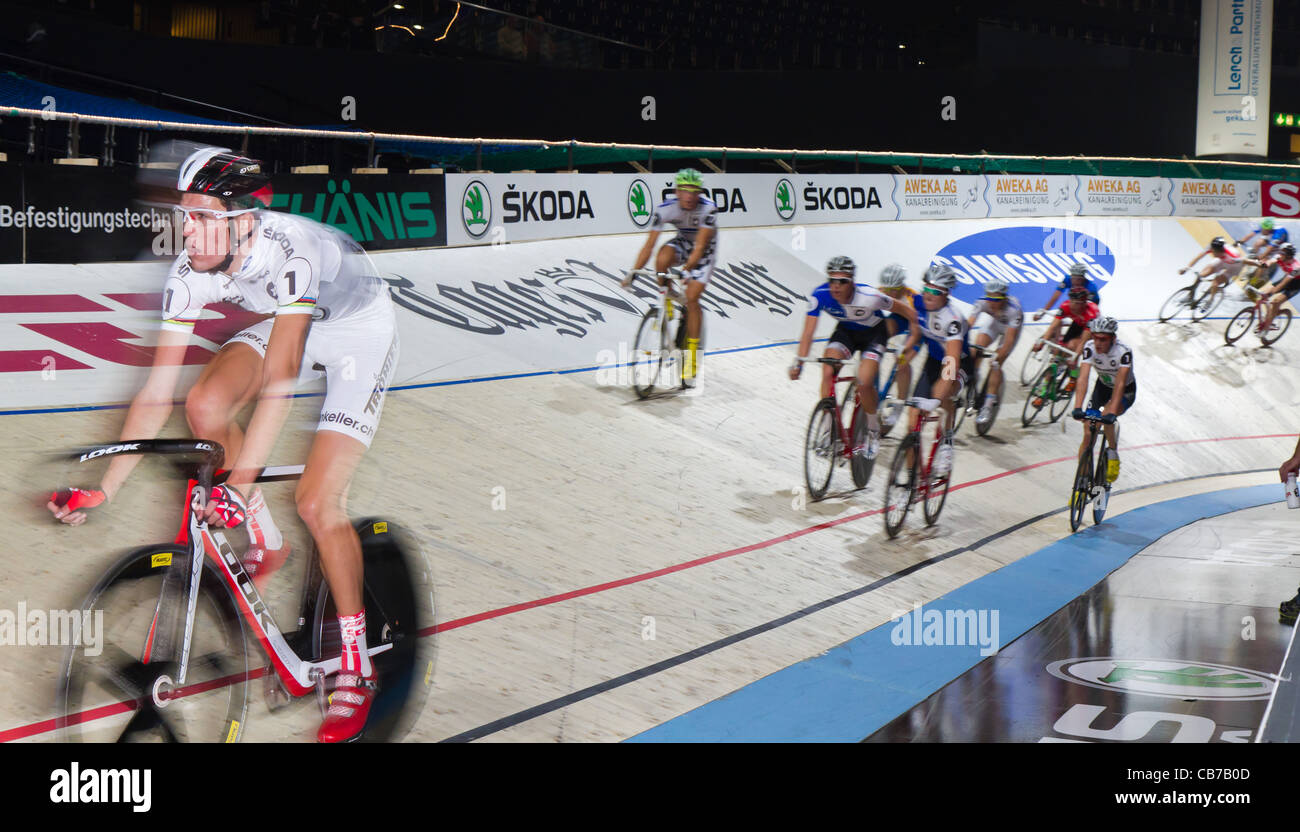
<box><xmin>1224</xmin><ymin>307</ymin><xmax>1256</xmax><ymax>345</ymax></box>
<box><xmin>803</xmin><ymin>397</ymin><xmax>839</xmax><ymax>502</ymax></box>
<box><xmin>312</xmin><ymin>519</ymin><xmax>434</xmax><ymax>743</ymax></box>
<box><xmin>883</xmin><ymin>433</ymin><xmax>918</xmax><ymax>538</ymax></box>
<box><xmin>1158</xmin><ymin>288</ymin><xmax>1193</xmax><ymax>323</ymax></box>
<box><xmin>57</xmin><ymin>545</ymin><xmax>248</xmax><ymax>742</ymax></box>
<box><xmin>1261</xmin><ymin>308</ymin><xmax>1293</xmax><ymax>346</ymax></box>
<box><xmin>631</xmin><ymin>308</ymin><xmax>666</xmax><ymax>399</ymax></box>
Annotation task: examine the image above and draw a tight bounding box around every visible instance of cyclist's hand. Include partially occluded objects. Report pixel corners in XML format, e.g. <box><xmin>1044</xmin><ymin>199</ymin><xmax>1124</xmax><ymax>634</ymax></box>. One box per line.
<box><xmin>619</xmin><ymin>271</ymin><xmax>635</xmax><ymax>289</ymax></box>
<box><xmin>1179</xmin><ymin>267</ymin><xmax>1188</xmax><ymax>274</ymax></box>
<box><xmin>48</xmin><ymin>487</ymin><xmax>106</xmax><ymax>525</ymax></box>
<box><xmin>1071</xmin><ymin>408</ymin><xmax>1085</xmax><ymax>421</ymax></box>
<box><xmin>788</xmin><ymin>362</ymin><xmax>802</xmax><ymax>380</ymax></box>
<box><xmin>198</xmin><ymin>483</ymin><xmax>247</xmax><ymax>528</ymax></box>
<box><xmin>1100</xmin><ymin>413</ymin><xmax>1117</xmax><ymax>425</ymax></box>
<box><xmin>1032</xmin><ymin>309</ymin><xmax>1044</xmax><ymax>321</ymax></box>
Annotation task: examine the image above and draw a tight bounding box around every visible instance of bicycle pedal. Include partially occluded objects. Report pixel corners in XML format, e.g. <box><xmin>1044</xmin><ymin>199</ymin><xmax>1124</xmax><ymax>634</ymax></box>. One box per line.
<box><xmin>263</xmin><ymin>668</ymin><xmax>292</xmax><ymax>712</ymax></box>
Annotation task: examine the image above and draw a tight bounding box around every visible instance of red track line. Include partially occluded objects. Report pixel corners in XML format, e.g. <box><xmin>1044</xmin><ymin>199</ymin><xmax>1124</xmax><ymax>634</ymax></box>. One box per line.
<box><xmin>10</xmin><ymin>431</ymin><xmax>1290</xmax><ymax>742</ymax></box>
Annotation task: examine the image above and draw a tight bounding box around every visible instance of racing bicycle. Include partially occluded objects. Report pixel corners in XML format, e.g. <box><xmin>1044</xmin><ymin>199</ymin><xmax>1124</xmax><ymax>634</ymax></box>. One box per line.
<box><xmin>1069</xmin><ymin>411</ymin><xmax>1116</xmax><ymax>532</ymax></box>
<box><xmin>800</xmin><ymin>357</ymin><xmax>874</xmax><ymax>500</ymax></box>
<box><xmin>1021</xmin><ymin>340</ymin><xmax>1079</xmax><ymax>427</ymax></box>
<box><xmin>1158</xmin><ymin>267</ymin><xmax>1229</xmax><ymax>323</ymax></box>
<box><xmin>1224</xmin><ymin>284</ymin><xmax>1293</xmax><ymax>347</ymax></box>
<box><xmin>55</xmin><ymin>439</ymin><xmax>434</xmax><ymax>742</ymax></box>
<box><xmin>882</xmin><ymin>397</ymin><xmax>951</xmax><ymax>539</ymax></box>
<box><xmin>953</xmin><ymin>344</ymin><xmax>1000</xmax><ymax>436</ymax></box>
<box><xmin>626</xmin><ymin>267</ymin><xmax>703</xmax><ymax>398</ymax></box>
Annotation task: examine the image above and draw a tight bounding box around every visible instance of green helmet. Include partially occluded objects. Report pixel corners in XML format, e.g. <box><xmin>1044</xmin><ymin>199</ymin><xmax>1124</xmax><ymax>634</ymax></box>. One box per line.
<box><xmin>674</xmin><ymin>168</ymin><xmax>704</xmax><ymax>190</ymax></box>
<box><xmin>1262</xmin><ymin>218</ymin><xmax>1276</xmax><ymax>231</ymax></box>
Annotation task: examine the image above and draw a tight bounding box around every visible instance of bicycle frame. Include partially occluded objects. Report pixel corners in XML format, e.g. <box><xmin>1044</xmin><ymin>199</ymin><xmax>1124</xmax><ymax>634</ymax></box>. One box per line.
<box><xmin>803</xmin><ymin>356</ymin><xmax>864</xmax><ymax>459</ymax></box>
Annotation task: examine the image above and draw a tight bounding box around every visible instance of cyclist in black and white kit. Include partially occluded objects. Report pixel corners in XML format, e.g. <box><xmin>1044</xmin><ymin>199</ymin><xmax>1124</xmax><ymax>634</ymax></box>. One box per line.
<box><xmin>965</xmin><ymin>278</ymin><xmax>1023</xmax><ymax>427</ymax></box>
<box><xmin>624</xmin><ymin>168</ymin><xmax>716</xmax><ymax>385</ymax></box>
<box><xmin>47</xmin><ymin>145</ymin><xmax>397</xmax><ymax>743</ymax></box>
<box><xmin>898</xmin><ymin>264</ymin><xmax>971</xmax><ymax>476</ymax></box>
<box><xmin>789</xmin><ymin>258</ymin><xmax>918</xmax><ymax>459</ymax></box>
<box><xmin>1071</xmin><ymin>316</ymin><xmax>1135</xmax><ymax>484</ymax></box>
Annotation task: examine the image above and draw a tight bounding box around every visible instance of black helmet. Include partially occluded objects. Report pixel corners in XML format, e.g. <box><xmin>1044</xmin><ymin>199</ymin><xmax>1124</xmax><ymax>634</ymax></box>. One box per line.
<box><xmin>1283</xmin><ymin>242</ymin><xmax>1297</xmax><ymax>259</ymax></box>
<box><xmin>1210</xmin><ymin>236</ymin><xmax>1227</xmax><ymax>252</ymax></box>
<box><xmin>1067</xmin><ymin>287</ymin><xmax>1088</xmax><ymax>300</ymax></box>
<box><xmin>177</xmin><ymin>147</ymin><xmax>271</xmax><ymax>206</ymax></box>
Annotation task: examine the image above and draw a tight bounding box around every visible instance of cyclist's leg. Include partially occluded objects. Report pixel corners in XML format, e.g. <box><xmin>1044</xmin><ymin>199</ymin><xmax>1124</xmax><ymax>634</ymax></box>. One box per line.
<box><xmin>298</xmin><ymin>432</ymin><xmax>367</xmax><ymax>616</ymax></box>
<box><xmin>654</xmin><ymin>240</ymin><xmax>681</xmax><ymax>274</ymax></box>
<box><xmin>821</xmin><ymin>338</ymin><xmax>851</xmax><ymax>400</ymax></box>
<box><xmin>185</xmin><ymin>337</ymin><xmax>265</xmax><ymax>466</ymax></box>
<box><xmin>684</xmin><ymin>277</ymin><xmax>706</xmax><ymax>343</ymax></box>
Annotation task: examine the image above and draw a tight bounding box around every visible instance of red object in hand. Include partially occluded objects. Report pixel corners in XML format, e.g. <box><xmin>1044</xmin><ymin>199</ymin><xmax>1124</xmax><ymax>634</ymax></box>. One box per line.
<box><xmin>50</xmin><ymin>487</ymin><xmax>106</xmax><ymax>514</ymax></box>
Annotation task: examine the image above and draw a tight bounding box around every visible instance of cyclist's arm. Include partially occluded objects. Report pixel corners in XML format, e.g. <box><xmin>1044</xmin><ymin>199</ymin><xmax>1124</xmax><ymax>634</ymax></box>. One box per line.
<box><xmin>794</xmin><ymin>314</ymin><xmax>819</xmax><ymax>363</ymax></box>
<box><xmin>1105</xmin><ymin>365</ymin><xmax>1130</xmax><ymax>412</ymax></box>
<box><xmin>997</xmin><ymin>326</ymin><xmax>1020</xmax><ymax>363</ymax></box>
<box><xmin>900</xmin><ymin>326</ymin><xmax>923</xmax><ymax>358</ymax></box>
<box><xmin>631</xmin><ymin>229</ymin><xmax>661</xmax><ymax>272</ymax></box>
<box><xmin>1280</xmin><ymin>434</ymin><xmax>1300</xmax><ymax>482</ymax></box>
<box><xmin>225</xmin><ymin>313</ymin><xmax>310</xmax><ymax>491</ymax></box>
<box><xmin>1185</xmin><ymin>250</ymin><xmax>1207</xmax><ymax>270</ymax></box>
<box><xmin>98</xmin><ymin>329</ymin><xmax>193</xmax><ymax>500</ymax></box>
<box><xmin>1040</xmin><ymin>288</ymin><xmax>1062</xmax><ymax>314</ymax></box>
<box><xmin>1073</xmin><ymin>360</ymin><xmax>1092</xmax><ymax>411</ymax></box>
<box><xmin>1043</xmin><ymin>315</ymin><xmax>1062</xmax><ymax>342</ymax></box>
<box><xmin>933</xmin><ymin>338</ymin><xmax>962</xmax><ymax>402</ymax></box>
<box><xmin>889</xmin><ymin>296</ymin><xmax>919</xmax><ymax>327</ymax></box>
<box><xmin>681</xmin><ymin>227</ymin><xmax>715</xmax><ymax>272</ymax></box>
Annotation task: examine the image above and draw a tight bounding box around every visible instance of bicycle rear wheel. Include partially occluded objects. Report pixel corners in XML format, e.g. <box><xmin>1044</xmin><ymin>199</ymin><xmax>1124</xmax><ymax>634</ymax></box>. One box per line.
<box><xmin>1068</xmin><ymin>449</ymin><xmax>1094</xmax><ymax>532</ymax></box>
<box><xmin>631</xmin><ymin>308</ymin><xmax>666</xmax><ymax>399</ymax></box>
<box><xmin>1158</xmin><ymin>287</ymin><xmax>1193</xmax><ymax>322</ymax></box>
<box><xmin>1021</xmin><ymin>365</ymin><xmax>1052</xmax><ymax>427</ymax></box>
<box><xmin>312</xmin><ymin>519</ymin><xmax>434</xmax><ymax>743</ymax></box>
<box><xmin>1262</xmin><ymin>308</ymin><xmax>1293</xmax><ymax>346</ymax></box>
<box><xmin>1225</xmin><ymin>307</ymin><xmax>1255</xmax><ymax>345</ymax></box>
<box><xmin>883</xmin><ymin>433</ymin><xmax>918</xmax><ymax>538</ymax></box>
<box><xmin>57</xmin><ymin>544</ymin><xmax>248</xmax><ymax>742</ymax></box>
<box><xmin>804</xmin><ymin>397</ymin><xmax>838</xmax><ymax>501</ymax></box>
<box><xmin>1190</xmin><ymin>285</ymin><xmax>1223</xmax><ymax>322</ymax></box>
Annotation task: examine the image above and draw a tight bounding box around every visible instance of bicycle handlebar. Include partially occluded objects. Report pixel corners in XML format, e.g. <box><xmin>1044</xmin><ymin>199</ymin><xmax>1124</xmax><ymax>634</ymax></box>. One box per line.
<box><xmin>1036</xmin><ymin>338</ymin><xmax>1079</xmax><ymax>360</ymax></box>
<box><xmin>68</xmin><ymin>439</ymin><xmax>226</xmax><ymax>491</ymax></box>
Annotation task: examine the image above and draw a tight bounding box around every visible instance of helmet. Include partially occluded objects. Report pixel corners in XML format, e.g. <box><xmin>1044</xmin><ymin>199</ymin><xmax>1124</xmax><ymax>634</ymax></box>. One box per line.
<box><xmin>923</xmin><ymin>263</ymin><xmax>957</xmax><ymax>291</ymax></box>
<box><xmin>1210</xmin><ymin>236</ymin><xmax>1227</xmax><ymax>252</ymax></box>
<box><xmin>826</xmin><ymin>255</ymin><xmax>856</xmax><ymax>277</ymax></box>
<box><xmin>177</xmin><ymin>147</ymin><xmax>270</xmax><ymax>206</ymax></box>
<box><xmin>1282</xmin><ymin>242</ymin><xmax>1297</xmax><ymax>258</ymax></box>
<box><xmin>1262</xmin><ymin>218</ymin><xmax>1276</xmax><ymax>231</ymax></box>
<box><xmin>1090</xmin><ymin>316</ymin><xmax>1118</xmax><ymax>335</ymax></box>
<box><xmin>674</xmin><ymin>168</ymin><xmax>704</xmax><ymax>190</ymax></box>
<box><xmin>1067</xmin><ymin>287</ymin><xmax>1089</xmax><ymax>300</ymax></box>
<box><xmin>982</xmin><ymin>279</ymin><xmax>1009</xmax><ymax>298</ymax></box>
<box><xmin>878</xmin><ymin>263</ymin><xmax>907</xmax><ymax>288</ymax></box>
<box><xmin>1068</xmin><ymin>262</ymin><xmax>1089</xmax><ymax>277</ymax></box>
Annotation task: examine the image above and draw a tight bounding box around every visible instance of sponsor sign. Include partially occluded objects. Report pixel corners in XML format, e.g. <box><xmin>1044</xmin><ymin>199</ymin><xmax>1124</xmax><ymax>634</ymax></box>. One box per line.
<box><xmin>983</xmin><ymin>175</ymin><xmax>1078</xmax><ymax>218</ymax></box>
<box><xmin>931</xmin><ymin>225</ymin><xmax>1115</xmax><ymax>309</ymax></box>
<box><xmin>1196</xmin><ymin>0</ymin><xmax>1272</xmax><ymax>157</ymax></box>
<box><xmin>1076</xmin><ymin>176</ymin><xmax>1172</xmax><ymax>216</ymax></box>
<box><xmin>893</xmin><ymin>174</ymin><xmax>986</xmax><ymax>220</ymax></box>
<box><xmin>266</xmin><ymin>173</ymin><xmax>447</xmax><ymax>249</ymax></box>
<box><xmin>779</xmin><ymin>174</ymin><xmax>894</xmax><ymax>224</ymax></box>
<box><xmin>1169</xmin><ymin>178</ymin><xmax>1260</xmax><ymax>216</ymax></box>
<box><xmin>1262</xmin><ymin>180</ymin><xmax>1300</xmax><ymax>217</ymax></box>
<box><xmin>1046</xmin><ymin>657</ymin><xmax>1276</xmax><ymax>701</ymax></box>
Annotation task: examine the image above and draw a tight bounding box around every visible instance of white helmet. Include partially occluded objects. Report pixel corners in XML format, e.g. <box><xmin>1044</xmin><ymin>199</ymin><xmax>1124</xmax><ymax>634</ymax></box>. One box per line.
<box><xmin>878</xmin><ymin>263</ymin><xmax>907</xmax><ymax>288</ymax></box>
<box><xmin>1090</xmin><ymin>316</ymin><xmax>1118</xmax><ymax>335</ymax></box>
<box><xmin>1068</xmin><ymin>262</ymin><xmax>1089</xmax><ymax>277</ymax></box>
<box><xmin>983</xmin><ymin>279</ymin><xmax>1009</xmax><ymax>298</ymax></box>
<box><xmin>825</xmin><ymin>255</ymin><xmax>857</xmax><ymax>277</ymax></box>
<box><xmin>923</xmin><ymin>263</ymin><xmax>957</xmax><ymax>291</ymax></box>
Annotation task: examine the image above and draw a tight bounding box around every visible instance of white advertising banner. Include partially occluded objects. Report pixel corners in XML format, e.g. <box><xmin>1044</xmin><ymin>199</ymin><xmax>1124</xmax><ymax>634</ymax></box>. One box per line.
<box><xmin>892</xmin><ymin>175</ymin><xmax>987</xmax><ymax>220</ymax></box>
<box><xmin>1076</xmin><ymin>176</ymin><xmax>1173</xmax><ymax>216</ymax></box>
<box><xmin>983</xmin><ymin>175</ymin><xmax>1079</xmax><ymax>217</ymax></box>
<box><xmin>1168</xmin><ymin>178</ymin><xmax>1261</xmax><ymax>216</ymax></box>
<box><xmin>1196</xmin><ymin>0</ymin><xmax>1272</xmax><ymax>157</ymax></box>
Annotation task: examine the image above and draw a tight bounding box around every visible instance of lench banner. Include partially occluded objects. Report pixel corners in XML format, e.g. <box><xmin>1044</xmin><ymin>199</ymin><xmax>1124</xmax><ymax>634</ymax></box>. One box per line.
<box><xmin>1196</xmin><ymin>0</ymin><xmax>1272</xmax><ymax>157</ymax></box>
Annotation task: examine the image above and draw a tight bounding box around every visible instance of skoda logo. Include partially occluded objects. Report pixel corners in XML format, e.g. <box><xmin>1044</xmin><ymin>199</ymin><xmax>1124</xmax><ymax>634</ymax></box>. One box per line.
<box><xmin>627</xmin><ymin>178</ymin><xmax>652</xmax><ymax>228</ymax></box>
<box><xmin>461</xmin><ymin>179</ymin><xmax>492</xmax><ymax>239</ymax></box>
<box><xmin>774</xmin><ymin>178</ymin><xmax>796</xmax><ymax>221</ymax></box>
<box><xmin>1046</xmin><ymin>657</ymin><xmax>1276</xmax><ymax>701</ymax></box>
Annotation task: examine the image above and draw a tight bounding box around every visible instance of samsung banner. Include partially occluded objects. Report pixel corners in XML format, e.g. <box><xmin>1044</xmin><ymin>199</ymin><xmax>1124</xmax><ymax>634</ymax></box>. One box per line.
<box><xmin>1196</xmin><ymin>0</ymin><xmax>1272</xmax><ymax>157</ymax></box>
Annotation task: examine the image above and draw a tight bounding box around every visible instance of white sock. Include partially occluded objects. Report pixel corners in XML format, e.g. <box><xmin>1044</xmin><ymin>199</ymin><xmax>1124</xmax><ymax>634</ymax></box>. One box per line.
<box><xmin>867</xmin><ymin>412</ymin><xmax>879</xmax><ymax>431</ymax></box>
<box><xmin>245</xmin><ymin>488</ymin><xmax>284</xmax><ymax>550</ymax></box>
<box><xmin>338</xmin><ymin>610</ymin><xmax>372</xmax><ymax>678</ymax></box>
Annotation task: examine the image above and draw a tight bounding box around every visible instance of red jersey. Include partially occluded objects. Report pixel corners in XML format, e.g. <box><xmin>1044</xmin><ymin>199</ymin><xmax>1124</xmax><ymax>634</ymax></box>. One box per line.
<box><xmin>1056</xmin><ymin>300</ymin><xmax>1099</xmax><ymax>325</ymax></box>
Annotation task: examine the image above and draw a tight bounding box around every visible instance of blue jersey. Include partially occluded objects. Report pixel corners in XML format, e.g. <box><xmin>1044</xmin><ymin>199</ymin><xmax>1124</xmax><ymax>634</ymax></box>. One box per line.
<box><xmin>806</xmin><ymin>283</ymin><xmax>893</xmax><ymax>330</ymax></box>
<box><xmin>912</xmin><ymin>294</ymin><xmax>970</xmax><ymax>359</ymax></box>
<box><xmin>1254</xmin><ymin>225</ymin><xmax>1289</xmax><ymax>245</ymax></box>
<box><xmin>1055</xmin><ymin>276</ymin><xmax>1101</xmax><ymax>302</ymax></box>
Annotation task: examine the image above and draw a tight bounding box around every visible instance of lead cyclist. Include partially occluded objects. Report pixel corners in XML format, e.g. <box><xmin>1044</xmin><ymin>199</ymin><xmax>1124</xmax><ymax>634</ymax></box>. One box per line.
<box><xmin>47</xmin><ymin>145</ymin><xmax>399</xmax><ymax>743</ymax></box>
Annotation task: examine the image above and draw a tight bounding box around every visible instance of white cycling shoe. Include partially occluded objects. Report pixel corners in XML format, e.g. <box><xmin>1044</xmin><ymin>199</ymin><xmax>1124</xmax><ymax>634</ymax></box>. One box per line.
<box><xmin>933</xmin><ymin>443</ymin><xmax>954</xmax><ymax>477</ymax></box>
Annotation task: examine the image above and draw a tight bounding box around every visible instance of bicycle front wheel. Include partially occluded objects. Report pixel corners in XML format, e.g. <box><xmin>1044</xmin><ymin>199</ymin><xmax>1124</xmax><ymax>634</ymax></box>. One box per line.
<box><xmin>1190</xmin><ymin>285</ymin><xmax>1223</xmax><ymax>322</ymax></box>
<box><xmin>631</xmin><ymin>308</ymin><xmax>666</xmax><ymax>398</ymax></box>
<box><xmin>804</xmin><ymin>398</ymin><xmax>839</xmax><ymax>501</ymax></box>
<box><xmin>1020</xmin><ymin>341</ymin><xmax>1048</xmax><ymax>386</ymax></box>
<box><xmin>1069</xmin><ymin>449</ymin><xmax>1093</xmax><ymax>532</ymax></box>
<box><xmin>1049</xmin><ymin>366</ymin><xmax>1074</xmax><ymax>423</ymax></box>
<box><xmin>952</xmin><ymin>376</ymin><xmax>971</xmax><ymax>433</ymax></box>
<box><xmin>974</xmin><ymin>372</ymin><xmax>998</xmax><ymax>437</ymax></box>
<box><xmin>922</xmin><ymin>440</ymin><xmax>951</xmax><ymax>526</ymax></box>
<box><xmin>57</xmin><ymin>545</ymin><xmax>248</xmax><ymax>742</ymax></box>
<box><xmin>1093</xmin><ymin>441</ymin><xmax>1111</xmax><ymax>526</ymax></box>
<box><xmin>849</xmin><ymin>405</ymin><xmax>875</xmax><ymax>489</ymax></box>
<box><xmin>883</xmin><ymin>433</ymin><xmax>918</xmax><ymax>538</ymax></box>
<box><xmin>1262</xmin><ymin>308</ymin><xmax>1293</xmax><ymax>346</ymax></box>
<box><xmin>313</xmin><ymin>519</ymin><xmax>434</xmax><ymax>743</ymax></box>
<box><xmin>1158</xmin><ymin>287</ymin><xmax>1193</xmax><ymax>322</ymax></box>
<box><xmin>1021</xmin><ymin>366</ymin><xmax>1051</xmax><ymax>427</ymax></box>
<box><xmin>1225</xmin><ymin>307</ymin><xmax>1255</xmax><ymax>345</ymax></box>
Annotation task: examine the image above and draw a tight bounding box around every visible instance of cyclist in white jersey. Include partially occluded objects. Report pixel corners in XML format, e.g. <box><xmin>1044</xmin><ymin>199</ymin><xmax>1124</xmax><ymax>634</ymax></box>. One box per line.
<box><xmin>47</xmin><ymin>147</ymin><xmax>396</xmax><ymax>743</ymax></box>
<box><xmin>789</xmin><ymin>258</ymin><xmax>918</xmax><ymax>459</ymax></box>
<box><xmin>1179</xmin><ymin>236</ymin><xmax>1243</xmax><ymax>312</ymax></box>
<box><xmin>1071</xmin><ymin>316</ymin><xmax>1135</xmax><ymax>484</ymax></box>
<box><xmin>965</xmin><ymin>278</ymin><xmax>1023</xmax><ymax>427</ymax></box>
<box><xmin>624</xmin><ymin>168</ymin><xmax>717</xmax><ymax>385</ymax></box>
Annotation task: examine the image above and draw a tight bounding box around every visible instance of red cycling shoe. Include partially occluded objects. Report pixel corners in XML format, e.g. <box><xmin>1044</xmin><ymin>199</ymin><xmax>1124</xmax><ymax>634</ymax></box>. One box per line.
<box><xmin>317</xmin><ymin>673</ymin><xmax>377</xmax><ymax>743</ymax></box>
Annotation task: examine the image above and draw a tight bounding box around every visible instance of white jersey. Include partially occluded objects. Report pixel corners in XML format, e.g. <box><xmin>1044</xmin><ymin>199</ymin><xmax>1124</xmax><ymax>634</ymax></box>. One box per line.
<box><xmin>806</xmin><ymin>283</ymin><xmax>893</xmax><ymax>330</ymax></box>
<box><xmin>970</xmin><ymin>296</ymin><xmax>1024</xmax><ymax>328</ymax></box>
<box><xmin>918</xmin><ymin>297</ymin><xmax>969</xmax><ymax>351</ymax></box>
<box><xmin>1081</xmin><ymin>337</ymin><xmax>1136</xmax><ymax>387</ymax></box>
<box><xmin>160</xmin><ymin>211</ymin><xmax>385</xmax><ymax>333</ymax></box>
<box><xmin>650</xmin><ymin>196</ymin><xmax>719</xmax><ymax>241</ymax></box>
